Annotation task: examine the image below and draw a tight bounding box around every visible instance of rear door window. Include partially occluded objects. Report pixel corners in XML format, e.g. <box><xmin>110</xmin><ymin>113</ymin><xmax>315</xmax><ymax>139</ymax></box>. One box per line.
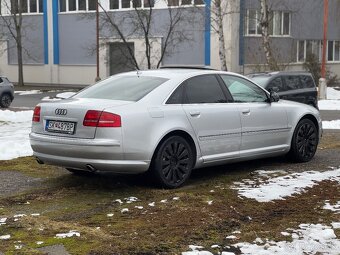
<box><xmin>183</xmin><ymin>75</ymin><xmax>228</xmax><ymax>104</ymax></box>
<box><xmin>284</xmin><ymin>76</ymin><xmax>302</xmax><ymax>90</ymax></box>
<box><xmin>300</xmin><ymin>75</ymin><xmax>315</xmax><ymax>88</ymax></box>
<box><xmin>267</xmin><ymin>77</ymin><xmax>285</xmax><ymax>92</ymax></box>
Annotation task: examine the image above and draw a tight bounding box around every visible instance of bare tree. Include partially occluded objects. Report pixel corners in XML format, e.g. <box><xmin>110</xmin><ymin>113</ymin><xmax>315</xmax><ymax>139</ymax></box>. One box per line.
<box><xmin>0</xmin><ymin>0</ymin><xmax>25</xmax><ymax>86</ymax></box>
<box><xmin>259</xmin><ymin>0</ymin><xmax>279</xmax><ymax>71</ymax></box>
<box><xmin>98</xmin><ymin>0</ymin><xmax>191</xmax><ymax>70</ymax></box>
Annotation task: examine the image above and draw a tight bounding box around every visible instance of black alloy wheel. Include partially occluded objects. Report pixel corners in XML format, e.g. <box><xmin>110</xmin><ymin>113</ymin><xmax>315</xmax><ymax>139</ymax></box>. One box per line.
<box><xmin>0</xmin><ymin>94</ymin><xmax>12</xmax><ymax>108</ymax></box>
<box><xmin>152</xmin><ymin>136</ymin><xmax>194</xmax><ymax>188</ymax></box>
<box><xmin>289</xmin><ymin>119</ymin><xmax>318</xmax><ymax>162</ymax></box>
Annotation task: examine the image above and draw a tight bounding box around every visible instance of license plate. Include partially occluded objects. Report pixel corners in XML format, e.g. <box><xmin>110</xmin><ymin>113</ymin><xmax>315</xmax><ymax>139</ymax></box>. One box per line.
<box><xmin>45</xmin><ymin>120</ymin><xmax>76</xmax><ymax>134</ymax></box>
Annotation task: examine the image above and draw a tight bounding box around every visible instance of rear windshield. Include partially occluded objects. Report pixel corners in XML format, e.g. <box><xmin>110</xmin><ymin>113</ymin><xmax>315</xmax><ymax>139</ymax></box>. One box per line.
<box><xmin>74</xmin><ymin>75</ymin><xmax>168</xmax><ymax>101</ymax></box>
<box><xmin>249</xmin><ymin>76</ymin><xmax>271</xmax><ymax>87</ymax></box>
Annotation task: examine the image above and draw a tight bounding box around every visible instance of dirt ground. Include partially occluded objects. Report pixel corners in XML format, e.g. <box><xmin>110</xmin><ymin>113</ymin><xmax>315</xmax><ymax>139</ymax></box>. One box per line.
<box><xmin>0</xmin><ymin>130</ymin><xmax>339</xmax><ymax>255</ymax></box>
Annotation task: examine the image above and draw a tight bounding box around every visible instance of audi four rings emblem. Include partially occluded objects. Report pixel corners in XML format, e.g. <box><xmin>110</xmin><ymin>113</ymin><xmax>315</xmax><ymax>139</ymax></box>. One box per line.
<box><xmin>55</xmin><ymin>109</ymin><xmax>67</xmax><ymax>115</ymax></box>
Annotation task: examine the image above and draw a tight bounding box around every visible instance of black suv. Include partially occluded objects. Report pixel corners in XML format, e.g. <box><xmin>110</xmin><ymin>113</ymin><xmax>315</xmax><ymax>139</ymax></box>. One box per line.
<box><xmin>247</xmin><ymin>72</ymin><xmax>318</xmax><ymax>109</ymax></box>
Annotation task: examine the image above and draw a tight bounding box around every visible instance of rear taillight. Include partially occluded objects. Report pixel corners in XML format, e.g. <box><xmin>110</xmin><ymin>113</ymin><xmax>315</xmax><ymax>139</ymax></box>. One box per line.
<box><xmin>32</xmin><ymin>106</ymin><xmax>41</xmax><ymax>122</ymax></box>
<box><xmin>83</xmin><ymin>110</ymin><xmax>121</xmax><ymax>128</ymax></box>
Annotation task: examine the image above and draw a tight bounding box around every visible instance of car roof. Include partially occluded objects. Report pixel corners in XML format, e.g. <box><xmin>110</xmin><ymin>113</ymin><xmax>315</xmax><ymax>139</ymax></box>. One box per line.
<box><xmin>247</xmin><ymin>71</ymin><xmax>312</xmax><ymax>78</ymax></box>
<box><xmin>118</xmin><ymin>68</ymin><xmax>247</xmax><ymax>80</ymax></box>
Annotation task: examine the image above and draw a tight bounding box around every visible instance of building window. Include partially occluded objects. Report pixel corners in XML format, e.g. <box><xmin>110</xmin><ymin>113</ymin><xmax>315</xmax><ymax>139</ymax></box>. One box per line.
<box><xmin>328</xmin><ymin>40</ymin><xmax>340</xmax><ymax>62</ymax></box>
<box><xmin>110</xmin><ymin>0</ymin><xmax>119</xmax><ymax>9</ymax></box>
<box><xmin>59</xmin><ymin>0</ymin><xmax>97</xmax><ymax>12</ymax></box>
<box><xmin>10</xmin><ymin>0</ymin><xmax>43</xmax><ymax>14</ymax></box>
<box><xmin>297</xmin><ymin>40</ymin><xmax>321</xmax><ymax>62</ymax></box>
<box><xmin>245</xmin><ymin>9</ymin><xmax>290</xmax><ymax>36</ymax></box>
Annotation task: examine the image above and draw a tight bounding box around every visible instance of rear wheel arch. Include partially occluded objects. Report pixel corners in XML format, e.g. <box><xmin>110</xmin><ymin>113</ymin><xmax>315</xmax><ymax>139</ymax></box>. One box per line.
<box><xmin>151</xmin><ymin>130</ymin><xmax>197</xmax><ymax>168</ymax></box>
<box><xmin>0</xmin><ymin>92</ymin><xmax>13</xmax><ymax>108</ymax></box>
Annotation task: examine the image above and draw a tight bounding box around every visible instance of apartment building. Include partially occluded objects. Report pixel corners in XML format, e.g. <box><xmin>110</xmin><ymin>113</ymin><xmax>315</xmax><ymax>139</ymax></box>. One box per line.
<box><xmin>0</xmin><ymin>0</ymin><xmax>339</xmax><ymax>86</ymax></box>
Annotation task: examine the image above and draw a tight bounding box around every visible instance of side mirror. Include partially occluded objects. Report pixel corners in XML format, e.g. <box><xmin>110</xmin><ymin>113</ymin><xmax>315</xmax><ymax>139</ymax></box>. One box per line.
<box><xmin>269</xmin><ymin>91</ymin><xmax>280</xmax><ymax>103</ymax></box>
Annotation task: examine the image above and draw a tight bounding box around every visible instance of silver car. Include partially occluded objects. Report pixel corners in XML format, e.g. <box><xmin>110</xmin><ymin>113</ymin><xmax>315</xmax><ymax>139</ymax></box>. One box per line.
<box><xmin>30</xmin><ymin>69</ymin><xmax>322</xmax><ymax>188</ymax></box>
<box><xmin>0</xmin><ymin>76</ymin><xmax>14</xmax><ymax>108</ymax></box>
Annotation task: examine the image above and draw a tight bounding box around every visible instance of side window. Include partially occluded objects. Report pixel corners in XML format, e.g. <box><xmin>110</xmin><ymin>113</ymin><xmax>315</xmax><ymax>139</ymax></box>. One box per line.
<box><xmin>166</xmin><ymin>85</ymin><xmax>184</xmax><ymax>104</ymax></box>
<box><xmin>267</xmin><ymin>77</ymin><xmax>285</xmax><ymax>92</ymax></box>
<box><xmin>300</xmin><ymin>75</ymin><xmax>315</xmax><ymax>88</ymax></box>
<box><xmin>220</xmin><ymin>75</ymin><xmax>268</xmax><ymax>103</ymax></box>
<box><xmin>184</xmin><ymin>75</ymin><xmax>227</xmax><ymax>104</ymax></box>
<box><xmin>284</xmin><ymin>76</ymin><xmax>301</xmax><ymax>90</ymax></box>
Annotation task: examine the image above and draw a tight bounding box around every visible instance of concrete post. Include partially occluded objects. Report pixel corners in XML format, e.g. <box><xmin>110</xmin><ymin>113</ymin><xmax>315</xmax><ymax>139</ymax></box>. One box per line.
<box><xmin>319</xmin><ymin>78</ymin><xmax>327</xmax><ymax>100</ymax></box>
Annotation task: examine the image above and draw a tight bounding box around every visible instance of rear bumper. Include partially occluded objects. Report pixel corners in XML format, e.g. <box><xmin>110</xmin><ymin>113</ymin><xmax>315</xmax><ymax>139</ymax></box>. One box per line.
<box><xmin>30</xmin><ymin>133</ymin><xmax>150</xmax><ymax>174</ymax></box>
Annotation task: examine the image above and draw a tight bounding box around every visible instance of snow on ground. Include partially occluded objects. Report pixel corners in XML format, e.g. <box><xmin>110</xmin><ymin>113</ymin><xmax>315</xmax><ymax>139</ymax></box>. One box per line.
<box><xmin>14</xmin><ymin>90</ymin><xmax>42</xmax><ymax>96</ymax></box>
<box><xmin>182</xmin><ymin>223</ymin><xmax>340</xmax><ymax>255</ymax></box>
<box><xmin>323</xmin><ymin>201</ymin><xmax>340</xmax><ymax>213</ymax></box>
<box><xmin>0</xmin><ymin>110</ymin><xmax>33</xmax><ymax>160</ymax></box>
<box><xmin>232</xmin><ymin>169</ymin><xmax>340</xmax><ymax>202</ymax></box>
<box><xmin>318</xmin><ymin>87</ymin><xmax>340</xmax><ymax>110</ymax></box>
<box><xmin>322</xmin><ymin>119</ymin><xmax>340</xmax><ymax>129</ymax></box>
<box><xmin>327</xmin><ymin>87</ymin><xmax>340</xmax><ymax>100</ymax></box>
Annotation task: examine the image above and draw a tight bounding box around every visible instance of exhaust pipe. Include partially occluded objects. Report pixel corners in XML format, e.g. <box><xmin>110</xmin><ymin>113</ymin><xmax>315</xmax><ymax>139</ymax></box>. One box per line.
<box><xmin>36</xmin><ymin>157</ymin><xmax>44</xmax><ymax>164</ymax></box>
<box><xmin>86</xmin><ymin>164</ymin><xmax>97</xmax><ymax>173</ymax></box>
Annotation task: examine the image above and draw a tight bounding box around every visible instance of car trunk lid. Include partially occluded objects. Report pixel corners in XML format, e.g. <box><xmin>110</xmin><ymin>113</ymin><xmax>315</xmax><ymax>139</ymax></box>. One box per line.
<box><xmin>32</xmin><ymin>98</ymin><xmax>131</xmax><ymax>139</ymax></box>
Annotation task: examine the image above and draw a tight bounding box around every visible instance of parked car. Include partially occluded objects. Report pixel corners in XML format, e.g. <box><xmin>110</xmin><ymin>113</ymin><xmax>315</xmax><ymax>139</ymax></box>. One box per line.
<box><xmin>30</xmin><ymin>68</ymin><xmax>322</xmax><ymax>188</ymax></box>
<box><xmin>0</xmin><ymin>76</ymin><xmax>14</xmax><ymax>108</ymax></box>
<box><xmin>247</xmin><ymin>72</ymin><xmax>318</xmax><ymax>109</ymax></box>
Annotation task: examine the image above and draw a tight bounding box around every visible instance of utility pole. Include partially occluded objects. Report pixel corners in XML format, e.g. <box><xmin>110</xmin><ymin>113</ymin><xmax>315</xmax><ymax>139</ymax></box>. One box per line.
<box><xmin>319</xmin><ymin>0</ymin><xmax>328</xmax><ymax>99</ymax></box>
<box><xmin>95</xmin><ymin>0</ymin><xmax>101</xmax><ymax>82</ymax></box>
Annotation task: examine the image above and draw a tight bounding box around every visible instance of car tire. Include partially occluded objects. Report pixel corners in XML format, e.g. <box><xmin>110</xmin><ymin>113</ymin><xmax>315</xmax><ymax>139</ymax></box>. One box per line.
<box><xmin>151</xmin><ymin>136</ymin><xmax>194</xmax><ymax>189</ymax></box>
<box><xmin>288</xmin><ymin>118</ymin><xmax>318</xmax><ymax>162</ymax></box>
<box><xmin>0</xmin><ymin>93</ymin><xmax>12</xmax><ymax>108</ymax></box>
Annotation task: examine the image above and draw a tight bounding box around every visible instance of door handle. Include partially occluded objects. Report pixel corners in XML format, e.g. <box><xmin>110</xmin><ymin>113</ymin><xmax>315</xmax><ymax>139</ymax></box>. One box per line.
<box><xmin>242</xmin><ymin>109</ymin><xmax>250</xmax><ymax>115</ymax></box>
<box><xmin>189</xmin><ymin>111</ymin><xmax>201</xmax><ymax>117</ymax></box>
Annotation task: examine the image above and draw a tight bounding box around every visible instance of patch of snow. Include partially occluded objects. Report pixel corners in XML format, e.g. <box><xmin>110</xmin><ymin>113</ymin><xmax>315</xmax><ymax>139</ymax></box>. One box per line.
<box><xmin>15</xmin><ymin>90</ymin><xmax>42</xmax><ymax>95</ymax></box>
<box><xmin>232</xmin><ymin>230</ymin><xmax>241</xmax><ymax>234</ymax></box>
<box><xmin>281</xmin><ymin>232</ymin><xmax>290</xmax><ymax>236</ymax></box>
<box><xmin>207</xmin><ymin>200</ymin><xmax>213</xmax><ymax>205</ymax></box>
<box><xmin>323</xmin><ymin>201</ymin><xmax>340</xmax><ymax>213</ymax></box>
<box><xmin>327</xmin><ymin>87</ymin><xmax>340</xmax><ymax>100</ymax></box>
<box><xmin>36</xmin><ymin>241</ymin><xmax>44</xmax><ymax>245</ymax></box>
<box><xmin>189</xmin><ymin>245</ymin><xmax>204</xmax><ymax>250</ymax></box>
<box><xmin>107</xmin><ymin>213</ymin><xmax>114</xmax><ymax>217</ymax></box>
<box><xmin>0</xmin><ymin>110</ymin><xmax>33</xmax><ymax>160</ymax></box>
<box><xmin>31</xmin><ymin>213</ymin><xmax>40</xmax><ymax>217</ymax></box>
<box><xmin>233</xmin><ymin>169</ymin><xmax>340</xmax><ymax>202</ymax></box>
<box><xmin>211</xmin><ymin>244</ymin><xmax>220</xmax><ymax>249</ymax></box>
<box><xmin>125</xmin><ymin>197</ymin><xmax>138</xmax><ymax>203</ymax></box>
<box><xmin>254</xmin><ymin>238</ymin><xmax>264</xmax><ymax>244</ymax></box>
<box><xmin>331</xmin><ymin>222</ymin><xmax>340</xmax><ymax>229</ymax></box>
<box><xmin>221</xmin><ymin>252</ymin><xmax>235</xmax><ymax>255</ymax></box>
<box><xmin>148</xmin><ymin>202</ymin><xmax>155</xmax><ymax>207</ymax></box>
<box><xmin>319</xmin><ymin>100</ymin><xmax>340</xmax><ymax>110</ymax></box>
<box><xmin>15</xmin><ymin>244</ymin><xmax>23</xmax><ymax>249</ymax></box>
<box><xmin>0</xmin><ymin>217</ymin><xmax>7</xmax><ymax>223</ymax></box>
<box><xmin>55</xmin><ymin>230</ymin><xmax>80</xmax><ymax>238</ymax></box>
<box><xmin>114</xmin><ymin>199</ymin><xmax>123</xmax><ymax>204</ymax></box>
<box><xmin>173</xmin><ymin>197</ymin><xmax>180</xmax><ymax>200</ymax></box>
<box><xmin>226</xmin><ymin>235</ymin><xmax>237</xmax><ymax>239</ymax></box>
<box><xmin>182</xmin><ymin>251</ymin><xmax>213</xmax><ymax>255</ymax></box>
<box><xmin>135</xmin><ymin>206</ymin><xmax>143</xmax><ymax>210</ymax></box>
<box><xmin>323</xmin><ymin>120</ymin><xmax>340</xmax><ymax>129</ymax></box>
<box><xmin>56</xmin><ymin>92</ymin><xmax>76</xmax><ymax>99</ymax></box>
<box><xmin>121</xmin><ymin>208</ymin><xmax>129</xmax><ymax>213</ymax></box>
<box><xmin>0</xmin><ymin>234</ymin><xmax>11</xmax><ymax>240</ymax></box>
<box><xmin>234</xmin><ymin>224</ymin><xmax>340</xmax><ymax>255</ymax></box>
<box><xmin>13</xmin><ymin>214</ymin><xmax>27</xmax><ymax>218</ymax></box>
<box><xmin>41</xmin><ymin>96</ymin><xmax>61</xmax><ymax>102</ymax></box>
<box><xmin>210</xmin><ymin>190</ymin><xmax>215</xmax><ymax>193</ymax></box>
<box><xmin>160</xmin><ymin>199</ymin><xmax>167</xmax><ymax>203</ymax></box>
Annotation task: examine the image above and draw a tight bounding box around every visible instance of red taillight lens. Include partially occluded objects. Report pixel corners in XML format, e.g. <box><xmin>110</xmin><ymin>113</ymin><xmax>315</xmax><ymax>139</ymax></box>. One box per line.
<box><xmin>83</xmin><ymin>110</ymin><xmax>121</xmax><ymax>128</ymax></box>
<box><xmin>32</xmin><ymin>106</ymin><xmax>41</xmax><ymax>122</ymax></box>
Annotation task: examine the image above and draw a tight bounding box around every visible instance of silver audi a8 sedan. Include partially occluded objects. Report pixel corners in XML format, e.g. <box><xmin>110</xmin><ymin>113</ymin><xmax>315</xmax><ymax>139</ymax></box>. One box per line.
<box><xmin>30</xmin><ymin>68</ymin><xmax>322</xmax><ymax>188</ymax></box>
